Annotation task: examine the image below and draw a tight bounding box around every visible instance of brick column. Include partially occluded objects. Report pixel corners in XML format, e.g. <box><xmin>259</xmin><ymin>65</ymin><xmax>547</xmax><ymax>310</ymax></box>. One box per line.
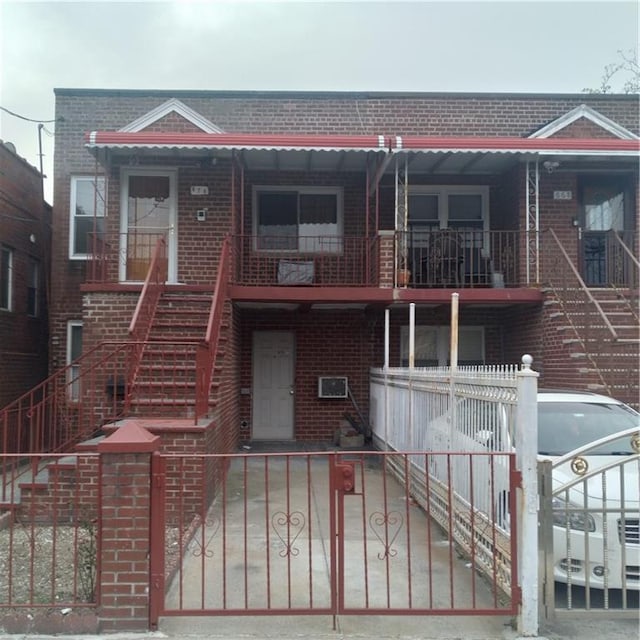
<box><xmin>378</xmin><ymin>230</ymin><xmax>395</xmax><ymax>288</ymax></box>
<box><xmin>97</xmin><ymin>420</ymin><xmax>160</xmax><ymax>632</ymax></box>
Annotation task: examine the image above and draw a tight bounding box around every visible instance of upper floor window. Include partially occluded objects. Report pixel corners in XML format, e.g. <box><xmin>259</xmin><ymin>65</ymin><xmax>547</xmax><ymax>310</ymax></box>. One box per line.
<box><xmin>70</xmin><ymin>176</ymin><xmax>106</xmax><ymax>259</ymax></box>
<box><xmin>27</xmin><ymin>259</ymin><xmax>39</xmax><ymax>317</ymax></box>
<box><xmin>0</xmin><ymin>246</ymin><xmax>13</xmax><ymax>311</ymax></box>
<box><xmin>408</xmin><ymin>186</ymin><xmax>489</xmax><ymax>231</ymax></box>
<box><xmin>408</xmin><ymin>186</ymin><xmax>489</xmax><ymax>248</ymax></box>
<box><xmin>253</xmin><ymin>186</ymin><xmax>343</xmax><ymax>253</ymax></box>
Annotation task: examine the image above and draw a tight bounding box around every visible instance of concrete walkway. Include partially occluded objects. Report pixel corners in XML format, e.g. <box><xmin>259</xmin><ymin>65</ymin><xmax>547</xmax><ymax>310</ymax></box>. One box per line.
<box><xmin>159</xmin><ymin>442</ymin><xmax>518</xmax><ymax>638</ymax></box>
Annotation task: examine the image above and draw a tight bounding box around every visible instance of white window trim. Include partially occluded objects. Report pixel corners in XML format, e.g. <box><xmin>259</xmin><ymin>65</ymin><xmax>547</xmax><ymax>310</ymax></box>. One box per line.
<box><xmin>0</xmin><ymin>246</ymin><xmax>13</xmax><ymax>311</ymax></box>
<box><xmin>119</xmin><ymin>167</ymin><xmax>178</xmax><ymax>283</ymax></box>
<box><xmin>69</xmin><ymin>175</ymin><xmax>106</xmax><ymax>260</ymax></box>
<box><xmin>406</xmin><ymin>185</ymin><xmax>490</xmax><ymax>229</ymax></box>
<box><xmin>400</xmin><ymin>325</ymin><xmax>485</xmax><ymax>366</ymax></box>
<box><xmin>252</xmin><ymin>185</ymin><xmax>344</xmax><ymax>253</ymax></box>
<box><xmin>67</xmin><ymin>320</ymin><xmax>83</xmax><ymax>402</ymax></box>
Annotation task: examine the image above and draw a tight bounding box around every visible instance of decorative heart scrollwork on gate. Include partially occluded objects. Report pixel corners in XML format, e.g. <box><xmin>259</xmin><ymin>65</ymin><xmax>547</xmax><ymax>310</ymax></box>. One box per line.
<box><xmin>271</xmin><ymin>510</ymin><xmax>306</xmax><ymax>558</ymax></box>
<box><xmin>190</xmin><ymin>514</ymin><xmax>221</xmax><ymax>558</ymax></box>
<box><xmin>369</xmin><ymin>511</ymin><xmax>404</xmax><ymax>560</ymax></box>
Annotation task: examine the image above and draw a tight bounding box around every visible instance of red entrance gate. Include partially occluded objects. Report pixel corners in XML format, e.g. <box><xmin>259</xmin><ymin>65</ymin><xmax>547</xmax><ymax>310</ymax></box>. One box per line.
<box><xmin>149</xmin><ymin>450</ymin><xmax>519</xmax><ymax>627</ymax></box>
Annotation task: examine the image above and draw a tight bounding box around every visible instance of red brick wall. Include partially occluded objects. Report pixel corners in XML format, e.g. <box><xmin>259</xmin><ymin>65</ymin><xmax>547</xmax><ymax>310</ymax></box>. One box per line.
<box><xmin>0</xmin><ymin>144</ymin><xmax>50</xmax><ymax>408</ymax></box>
<box><xmin>238</xmin><ymin>305</ymin><xmax>523</xmax><ymax>441</ymax></box>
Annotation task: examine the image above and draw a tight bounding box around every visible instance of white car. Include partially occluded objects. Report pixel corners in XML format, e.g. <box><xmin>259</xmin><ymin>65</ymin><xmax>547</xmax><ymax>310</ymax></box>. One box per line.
<box><xmin>433</xmin><ymin>390</ymin><xmax>640</xmax><ymax>591</ymax></box>
<box><xmin>537</xmin><ymin>391</ymin><xmax>640</xmax><ymax>591</ymax></box>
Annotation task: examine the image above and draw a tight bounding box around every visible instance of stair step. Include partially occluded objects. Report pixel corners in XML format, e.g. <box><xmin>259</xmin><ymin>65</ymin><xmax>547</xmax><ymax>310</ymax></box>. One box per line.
<box><xmin>75</xmin><ymin>436</ymin><xmax>106</xmax><ymax>452</ymax></box>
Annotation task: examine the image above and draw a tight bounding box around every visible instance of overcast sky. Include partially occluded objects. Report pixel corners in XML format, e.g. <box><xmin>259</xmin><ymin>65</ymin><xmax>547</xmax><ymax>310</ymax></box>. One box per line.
<box><xmin>1</xmin><ymin>0</ymin><xmax>638</xmax><ymax>203</ymax></box>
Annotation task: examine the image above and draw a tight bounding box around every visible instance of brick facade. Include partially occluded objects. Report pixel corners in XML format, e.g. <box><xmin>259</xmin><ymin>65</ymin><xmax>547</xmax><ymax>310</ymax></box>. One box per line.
<box><xmin>0</xmin><ymin>142</ymin><xmax>50</xmax><ymax>408</ymax></box>
<box><xmin>48</xmin><ymin>89</ymin><xmax>639</xmax><ymax>439</ymax></box>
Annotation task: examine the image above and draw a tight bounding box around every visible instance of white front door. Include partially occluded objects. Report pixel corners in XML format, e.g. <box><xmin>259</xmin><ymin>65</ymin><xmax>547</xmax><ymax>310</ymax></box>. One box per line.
<box><xmin>252</xmin><ymin>331</ymin><xmax>295</xmax><ymax>440</ymax></box>
<box><xmin>119</xmin><ymin>168</ymin><xmax>177</xmax><ymax>283</ymax></box>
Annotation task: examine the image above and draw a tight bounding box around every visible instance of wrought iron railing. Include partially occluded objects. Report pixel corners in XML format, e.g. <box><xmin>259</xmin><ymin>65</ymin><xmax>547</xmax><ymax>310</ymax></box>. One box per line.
<box><xmin>86</xmin><ymin>231</ymin><xmax>167</xmax><ymax>284</ymax></box>
<box><xmin>395</xmin><ymin>229</ymin><xmax>520</xmax><ymax>288</ymax></box>
<box><xmin>195</xmin><ymin>238</ymin><xmax>231</xmax><ymax>421</ymax></box>
<box><xmin>543</xmin><ymin>228</ymin><xmax>640</xmax><ymax>403</ymax></box>
<box><xmin>128</xmin><ymin>237</ymin><xmax>168</xmax><ymax>386</ymax></box>
<box><xmin>0</xmin><ymin>342</ymin><xmax>136</xmax><ymax>456</ymax></box>
<box><xmin>231</xmin><ymin>235</ymin><xmax>379</xmax><ymax>286</ymax></box>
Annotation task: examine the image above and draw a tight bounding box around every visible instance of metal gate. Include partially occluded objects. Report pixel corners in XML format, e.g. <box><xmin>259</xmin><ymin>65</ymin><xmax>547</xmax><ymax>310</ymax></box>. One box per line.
<box><xmin>149</xmin><ymin>450</ymin><xmax>520</xmax><ymax>627</ymax></box>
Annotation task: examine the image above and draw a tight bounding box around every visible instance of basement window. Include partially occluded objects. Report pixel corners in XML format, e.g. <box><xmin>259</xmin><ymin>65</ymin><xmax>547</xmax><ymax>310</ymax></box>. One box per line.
<box><xmin>67</xmin><ymin>321</ymin><xmax>83</xmax><ymax>401</ymax></box>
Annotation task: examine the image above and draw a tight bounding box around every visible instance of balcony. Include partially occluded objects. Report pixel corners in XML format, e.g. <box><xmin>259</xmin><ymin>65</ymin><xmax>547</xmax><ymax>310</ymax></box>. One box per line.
<box><xmin>397</xmin><ymin>229</ymin><xmax>520</xmax><ymax>288</ymax></box>
<box><xmin>230</xmin><ymin>235</ymin><xmax>380</xmax><ymax>287</ymax></box>
<box><xmin>84</xmin><ymin>231</ymin><xmax>524</xmax><ymax>289</ymax></box>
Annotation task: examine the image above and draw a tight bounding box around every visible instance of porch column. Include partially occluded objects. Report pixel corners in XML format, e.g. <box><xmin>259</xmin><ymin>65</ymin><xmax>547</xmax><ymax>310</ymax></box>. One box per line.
<box><xmin>525</xmin><ymin>160</ymin><xmax>540</xmax><ymax>285</ymax></box>
<box><xmin>97</xmin><ymin>421</ymin><xmax>160</xmax><ymax>632</ymax></box>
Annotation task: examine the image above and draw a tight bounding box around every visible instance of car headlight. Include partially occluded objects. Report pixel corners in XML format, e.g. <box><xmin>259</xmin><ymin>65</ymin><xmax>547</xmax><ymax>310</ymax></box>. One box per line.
<box><xmin>552</xmin><ymin>496</ymin><xmax>595</xmax><ymax>532</ymax></box>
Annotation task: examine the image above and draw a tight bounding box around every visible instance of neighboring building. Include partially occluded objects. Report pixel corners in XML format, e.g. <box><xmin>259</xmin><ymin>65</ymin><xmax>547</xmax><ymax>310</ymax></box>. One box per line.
<box><xmin>43</xmin><ymin>89</ymin><xmax>639</xmax><ymax>451</ymax></box>
<box><xmin>0</xmin><ymin>141</ymin><xmax>50</xmax><ymax>408</ymax></box>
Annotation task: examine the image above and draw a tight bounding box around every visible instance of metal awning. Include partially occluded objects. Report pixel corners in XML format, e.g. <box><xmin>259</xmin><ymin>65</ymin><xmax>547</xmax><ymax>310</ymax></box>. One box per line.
<box><xmin>84</xmin><ymin>131</ymin><xmax>639</xmax><ymax>175</ymax></box>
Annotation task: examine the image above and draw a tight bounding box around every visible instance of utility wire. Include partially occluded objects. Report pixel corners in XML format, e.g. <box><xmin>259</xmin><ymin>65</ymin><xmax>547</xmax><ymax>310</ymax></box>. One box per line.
<box><xmin>0</xmin><ymin>105</ymin><xmax>57</xmax><ymax>123</ymax></box>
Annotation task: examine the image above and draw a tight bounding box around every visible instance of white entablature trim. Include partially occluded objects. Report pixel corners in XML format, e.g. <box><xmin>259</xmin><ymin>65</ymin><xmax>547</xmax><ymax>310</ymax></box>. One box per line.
<box><xmin>529</xmin><ymin>104</ymin><xmax>638</xmax><ymax>140</ymax></box>
<box><xmin>119</xmin><ymin>98</ymin><xmax>224</xmax><ymax>134</ymax></box>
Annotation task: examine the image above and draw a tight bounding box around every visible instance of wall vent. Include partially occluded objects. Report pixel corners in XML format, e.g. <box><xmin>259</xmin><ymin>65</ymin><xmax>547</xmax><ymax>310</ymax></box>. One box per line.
<box><xmin>318</xmin><ymin>376</ymin><xmax>348</xmax><ymax>399</ymax></box>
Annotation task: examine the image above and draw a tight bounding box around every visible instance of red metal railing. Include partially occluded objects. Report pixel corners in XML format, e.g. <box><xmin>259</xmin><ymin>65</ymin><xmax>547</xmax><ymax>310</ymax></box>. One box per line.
<box><xmin>0</xmin><ymin>342</ymin><xmax>136</xmax><ymax>456</ymax></box>
<box><xmin>195</xmin><ymin>238</ymin><xmax>231</xmax><ymax>421</ymax></box>
<box><xmin>86</xmin><ymin>231</ymin><xmax>167</xmax><ymax>284</ymax></box>
<box><xmin>231</xmin><ymin>235</ymin><xmax>379</xmax><ymax>286</ymax></box>
<box><xmin>127</xmin><ymin>238</ymin><xmax>168</xmax><ymax>390</ymax></box>
<box><xmin>149</xmin><ymin>450</ymin><xmax>519</xmax><ymax>624</ymax></box>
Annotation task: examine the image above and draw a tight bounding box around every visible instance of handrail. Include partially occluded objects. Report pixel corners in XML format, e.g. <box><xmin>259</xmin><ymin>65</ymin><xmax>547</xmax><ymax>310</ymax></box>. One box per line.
<box><xmin>547</xmin><ymin>228</ymin><xmax>618</xmax><ymax>340</ymax></box>
<box><xmin>127</xmin><ymin>238</ymin><xmax>168</xmax><ymax>399</ymax></box>
<box><xmin>129</xmin><ymin>237</ymin><xmax>168</xmax><ymax>336</ymax></box>
<box><xmin>195</xmin><ymin>238</ymin><xmax>231</xmax><ymax>421</ymax></box>
<box><xmin>0</xmin><ymin>341</ymin><xmax>135</xmax><ymax>456</ymax></box>
<box><xmin>613</xmin><ymin>229</ymin><xmax>640</xmax><ymax>271</ymax></box>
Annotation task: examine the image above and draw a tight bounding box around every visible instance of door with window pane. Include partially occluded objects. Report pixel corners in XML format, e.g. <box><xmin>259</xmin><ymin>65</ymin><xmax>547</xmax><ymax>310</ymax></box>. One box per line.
<box><xmin>120</xmin><ymin>171</ymin><xmax>176</xmax><ymax>282</ymax></box>
<box><xmin>581</xmin><ymin>182</ymin><xmax>626</xmax><ymax>286</ymax></box>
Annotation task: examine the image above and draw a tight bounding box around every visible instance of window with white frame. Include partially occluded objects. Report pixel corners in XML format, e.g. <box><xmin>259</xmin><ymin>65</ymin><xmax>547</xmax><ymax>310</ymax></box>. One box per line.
<box><xmin>70</xmin><ymin>176</ymin><xmax>106</xmax><ymax>258</ymax></box>
<box><xmin>67</xmin><ymin>321</ymin><xmax>83</xmax><ymax>401</ymax></box>
<box><xmin>400</xmin><ymin>325</ymin><xmax>485</xmax><ymax>366</ymax></box>
<box><xmin>27</xmin><ymin>258</ymin><xmax>39</xmax><ymax>317</ymax></box>
<box><xmin>408</xmin><ymin>186</ymin><xmax>489</xmax><ymax>248</ymax></box>
<box><xmin>253</xmin><ymin>186</ymin><xmax>343</xmax><ymax>252</ymax></box>
<box><xmin>0</xmin><ymin>246</ymin><xmax>13</xmax><ymax>311</ymax></box>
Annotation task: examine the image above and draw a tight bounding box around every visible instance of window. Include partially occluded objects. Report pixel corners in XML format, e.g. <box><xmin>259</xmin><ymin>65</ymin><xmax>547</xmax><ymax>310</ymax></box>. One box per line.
<box><xmin>67</xmin><ymin>321</ymin><xmax>83</xmax><ymax>401</ymax></box>
<box><xmin>408</xmin><ymin>186</ymin><xmax>489</xmax><ymax>249</ymax></box>
<box><xmin>27</xmin><ymin>259</ymin><xmax>39</xmax><ymax>317</ymax></box>
<box><xmin>70</xmin><ymin>176</ymin><xmax>106</xmax><ymax>258</ymax></box>
<box><xmin>0</xmin><ymin>246</ymin><xmax>13</xmax><ymax>311</ymax></box>
<box><xmin>253</xmin><ymin>187</ymin><xmax>343</xmax><ymax>252</ymax></box>
<box><xmin>400</xmin><ymin>325</ymin><xmax>485</xmax><ymax>366</ymax></box>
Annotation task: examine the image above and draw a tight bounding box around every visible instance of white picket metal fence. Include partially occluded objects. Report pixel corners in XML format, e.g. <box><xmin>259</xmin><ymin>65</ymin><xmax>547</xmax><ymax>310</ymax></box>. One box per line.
<box><xmin>369</xmin><ymin>357</ymin><xmax>540</xmax><ymax>635</ymax></box>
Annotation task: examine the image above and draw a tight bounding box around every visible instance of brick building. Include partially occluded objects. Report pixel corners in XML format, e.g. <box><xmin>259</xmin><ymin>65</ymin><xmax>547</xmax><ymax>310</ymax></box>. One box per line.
<box><xmin>40</xmin><ymin>89</ymin><xmax>639</xmax><ymax>452</ymax></box>
<box><xmin>0</xmin><ymin>141</ymin><xmax>50</xmax><ymax>408</ymax></box>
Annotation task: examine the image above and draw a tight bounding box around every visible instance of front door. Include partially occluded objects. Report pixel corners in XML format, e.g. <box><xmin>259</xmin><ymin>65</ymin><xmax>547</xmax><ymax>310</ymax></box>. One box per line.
<box><xmin>120</xmin><ymin>169</ymin><xmax>177</xmax><ymax>283</ymax></box>
<box><xmin>252</xmin><ymin>331</ymin><xmax>295</xmax><ymax>440</ymax></box>
<box><xmin>580</xmin><ymin>180</ymin><xmax>627</xmax><ymax>286</ymax></box>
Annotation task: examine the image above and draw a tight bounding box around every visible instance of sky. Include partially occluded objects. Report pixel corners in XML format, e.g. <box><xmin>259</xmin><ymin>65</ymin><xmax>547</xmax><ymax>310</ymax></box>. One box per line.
<box><xmin>0</xmin><ymin>0</ymin><xmax>638</xmax><ymax>204</ymax></box>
